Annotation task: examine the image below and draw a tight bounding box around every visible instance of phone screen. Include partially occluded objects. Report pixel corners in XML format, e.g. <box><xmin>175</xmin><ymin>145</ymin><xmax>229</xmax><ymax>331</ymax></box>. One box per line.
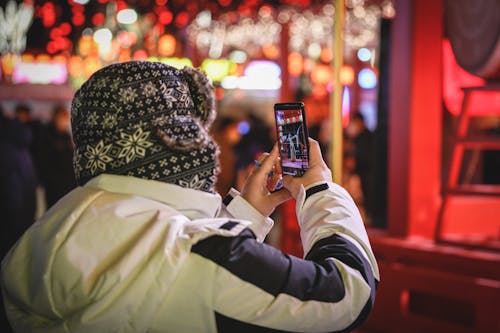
<box><xmin>274</xmin><ymin>102</ymin><xmax>310</xmax><ymax>177</ymax></box>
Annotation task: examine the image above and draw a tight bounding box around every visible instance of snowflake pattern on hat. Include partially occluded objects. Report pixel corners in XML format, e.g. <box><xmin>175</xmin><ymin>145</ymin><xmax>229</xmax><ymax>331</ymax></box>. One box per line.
<box><xmin>71</xmin><ymin>61</ymin><xmax>219</xmax><ymax>193</ymax></box>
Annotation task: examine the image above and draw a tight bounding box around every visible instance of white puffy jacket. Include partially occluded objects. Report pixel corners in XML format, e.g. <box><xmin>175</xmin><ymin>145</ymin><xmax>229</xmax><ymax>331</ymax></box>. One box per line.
<box><xmin>1</xmin><ymin>174</ymin><xmax>379</xmax><ymax>332</ymax></box>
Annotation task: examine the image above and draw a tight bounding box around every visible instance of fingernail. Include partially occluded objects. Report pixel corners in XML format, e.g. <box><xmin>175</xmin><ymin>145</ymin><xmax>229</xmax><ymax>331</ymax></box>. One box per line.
<box><xmin>254</xmin><ymin>160</ymin><xmax>262</xmax><ymax>167</ymax></box>
<box><xmin>275</xmin><ymin>178</ymin><xmax>283</xmax><ymax>190</ymax></box>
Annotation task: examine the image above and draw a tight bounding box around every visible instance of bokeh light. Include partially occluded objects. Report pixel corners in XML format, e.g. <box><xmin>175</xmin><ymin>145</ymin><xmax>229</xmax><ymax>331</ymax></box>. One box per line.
<box><xmin>358</xmin><ymin>68</ymin><xmax>377</xmax><ymax>89</ymax></box>
<box><xmin>117</xmin><ymin>9</ymin><xmax>138</xmax><ymax>24</ymax></box>
<box><xmin>357</xmin><ymin>47</ymin><xmax>371</xmax><ymax>62</ymax></box>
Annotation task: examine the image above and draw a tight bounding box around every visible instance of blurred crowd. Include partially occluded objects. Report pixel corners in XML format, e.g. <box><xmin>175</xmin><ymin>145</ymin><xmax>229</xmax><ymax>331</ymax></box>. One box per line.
<box><xmin>0</xmin><ymin>101</ymin><xmax>374</xmax><ymax>331</ymax></box>
<box><xmin>0</xmin><ymin>102</ymin><xmax>375</xmax><ymax>255</ymax></box>
<box><xmin>0</xmin><ymin>103</ymin><xmax>75</xmax><ymax>257</ymax></box>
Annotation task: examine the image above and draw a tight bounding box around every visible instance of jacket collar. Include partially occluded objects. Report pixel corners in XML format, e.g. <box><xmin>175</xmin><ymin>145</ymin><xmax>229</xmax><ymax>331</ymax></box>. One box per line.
<box><xmin>84</xmin><ymin>174</ymin><xmax>222</xmax><ymax>219</ymax></box>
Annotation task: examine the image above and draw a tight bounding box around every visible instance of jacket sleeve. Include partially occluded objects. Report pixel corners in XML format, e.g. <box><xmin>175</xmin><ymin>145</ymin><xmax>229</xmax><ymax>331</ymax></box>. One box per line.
<box><xmin>192</xmin><ymin>182</ymin><xmax>379</xmax><ymax>333</ymax></box>
<box><xmin>219</xmin><ymin>188</ymin><xmax>274</xmax><ymax>243</ymax></box>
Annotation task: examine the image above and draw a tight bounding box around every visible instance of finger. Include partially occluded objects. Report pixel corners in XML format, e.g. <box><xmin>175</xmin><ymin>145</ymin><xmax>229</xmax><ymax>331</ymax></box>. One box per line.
<box><xmin>256</xmin><ymin>145</ymin><xmax>279</xmax><ymax>177</ymax></box>
<box><xmin>273</xmin><ymin>144</ymin><xmax>283</xmax><ymax>175</ymax></box>
<box><xmin>307</xmin><ymin>138</ymin><xmax>323</xmax><ymax>165</ymax></box>
<box><xmin>251</xmin><ymin>153</ymin><xmax>270</xmax><ymax>176</ymax></box>
<box><xmin>256</xmin><ymin>152</ymin><xmax>269</xmax><ymax>165</ymax></box>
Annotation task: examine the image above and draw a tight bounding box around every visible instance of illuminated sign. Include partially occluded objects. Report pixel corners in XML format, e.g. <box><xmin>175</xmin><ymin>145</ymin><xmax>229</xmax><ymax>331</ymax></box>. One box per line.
<box><xmin>201</xmin><ymin>59</ymin><xmax>235</xmax><ymax>82</ymax></box>
<box><xmin>13</xmin><ymin>61</ymin><xmax>67</xmax><ymax>84</ymax></box>
<box><xmin>221</xmin><ymin>60</ymin><xmax>281</xmax><ymax>90</ymax></box>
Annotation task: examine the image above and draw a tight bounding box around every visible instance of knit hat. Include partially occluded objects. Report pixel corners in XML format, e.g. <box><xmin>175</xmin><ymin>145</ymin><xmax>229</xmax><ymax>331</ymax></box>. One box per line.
<box><xmin>71</xmin><ymin>61</ymin><xmax>220</xmax><ymax>193</ymax></box>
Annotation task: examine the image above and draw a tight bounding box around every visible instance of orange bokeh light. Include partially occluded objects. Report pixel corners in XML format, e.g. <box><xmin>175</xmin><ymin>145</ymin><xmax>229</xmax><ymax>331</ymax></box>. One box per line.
<box><xmin>68</xmin><ymin>56</ymin><xmax>84</xmax><ymax>77</ymax></box>
<box><xmin>340</xmin><ymin>65</ymin><xmax>355</xmax><ymax>85</ymax></box>
<box><xmin>262</xmin><ymin>44</ymin><xmax>280</xmax><ymax>60</ymax></box>
<box><xmin>320</xmin><ymin>47</ymin><xmax>333</xmax><ymax>63</ymax></box>
<box><xmin>311</xmin><ymin>64</ymin><xmax>331</xmax><ymax>85</ymax></box>
<box><xmin>288</xmin><ymin>52</ymin><xmax>303</xmax><ymax>77</ymax></box>
<box><xmin>158</xmin><ymin>34</ymin><xmax>177</xmax><ymax>57</ymax></box>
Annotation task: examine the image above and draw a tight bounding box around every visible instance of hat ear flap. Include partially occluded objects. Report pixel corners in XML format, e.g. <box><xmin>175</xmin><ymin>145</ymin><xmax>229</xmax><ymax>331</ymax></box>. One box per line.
<box><xmin>152</xmin><ymin>115</ymin><xmax>209</xmax><ymax>152</ymax></box>
<box><xmin>182</xmin><ymin>66</ymin><xmax>216</xmax><ymax>127</ymax></box>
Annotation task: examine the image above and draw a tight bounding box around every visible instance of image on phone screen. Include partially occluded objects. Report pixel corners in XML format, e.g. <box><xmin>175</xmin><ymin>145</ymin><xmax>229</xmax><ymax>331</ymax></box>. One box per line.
<box><xmin>274</xmin><ymin>103</ymin><xmax>310</xmax><ymax>177</ymax></box>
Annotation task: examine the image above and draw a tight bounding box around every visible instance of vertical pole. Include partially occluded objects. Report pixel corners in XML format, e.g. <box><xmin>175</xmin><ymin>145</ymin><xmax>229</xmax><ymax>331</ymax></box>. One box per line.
<box><xmin>331</xmin><ymin>0</ymin><xmax>345</xmax><ymax>183</ymax></box>
<box><xmin>280</xmin><ymin>22</ymin><xmax>292</xmax><ymax>102</ymax></box>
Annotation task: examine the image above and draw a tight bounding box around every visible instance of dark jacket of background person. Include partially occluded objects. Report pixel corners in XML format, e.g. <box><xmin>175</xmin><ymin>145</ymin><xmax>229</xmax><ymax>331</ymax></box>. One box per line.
<box><xmin>37</xmin><ymin>107</ymin><xmax>76</xmax><ymax>208</ymax></box>
<box><xmin>350</xmin><ymin>113</ymin><xmax>374</xmax><ymax>216</ymax></box>
<box><xmin>0</xmin><ymin>114</ymin><xmax>36</xmax><ymax>333</ymax></box>
<box><xmin>0</xmin><ymin>115</ymin><xmax>36</xmax><ymax>256</ymax></box>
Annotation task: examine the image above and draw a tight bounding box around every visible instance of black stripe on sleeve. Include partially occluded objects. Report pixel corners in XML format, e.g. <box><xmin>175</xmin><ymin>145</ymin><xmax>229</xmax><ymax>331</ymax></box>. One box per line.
<box><xmin>192</xmin><ymin>229</ymin><xmax>345</xmax><ymax>303</ymax></box>
<box><xmin>305</xmin><ymin>183</ymin><xmax>329</xmax><ymax>200</ymax></box>
<box><xmin>222</xmin><ymin>194</ymin><xmax>234</xmax><ymax>206</ymax></box>
<box><xmin>219</xmin><ymin>221</ymin><xmax>239</xmax><ymax>231</ymax></box>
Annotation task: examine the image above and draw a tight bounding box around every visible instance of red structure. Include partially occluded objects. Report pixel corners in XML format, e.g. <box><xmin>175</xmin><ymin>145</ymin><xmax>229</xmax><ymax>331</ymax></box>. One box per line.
<box><xmin>365</xmin><ymin>1</ymin><xmax>500</xmax><ymax>332</ymax></box>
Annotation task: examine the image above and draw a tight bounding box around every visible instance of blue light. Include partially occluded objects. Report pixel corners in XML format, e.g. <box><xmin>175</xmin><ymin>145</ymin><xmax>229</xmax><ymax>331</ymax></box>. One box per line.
<box><xmin>358</xmin><ymin>68</ymin><xmax>377</xmax><ymax>89</ymax></box>
<box><xmin>237</xmin><ymin>121</ymin><xmax>250</xmax><ymax>135</ymax></box>
<box><xmin>357</xmin><ymin>48</ymin><xmax>371</xmax><ymax>62</ymax></box>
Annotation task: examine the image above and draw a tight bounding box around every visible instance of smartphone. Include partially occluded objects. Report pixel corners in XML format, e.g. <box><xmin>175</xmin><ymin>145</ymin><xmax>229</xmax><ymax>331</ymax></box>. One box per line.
<box><xmin>274</xmin><ymin>102</ymin><xmax>310</xmax><ymax>177</ymax></box>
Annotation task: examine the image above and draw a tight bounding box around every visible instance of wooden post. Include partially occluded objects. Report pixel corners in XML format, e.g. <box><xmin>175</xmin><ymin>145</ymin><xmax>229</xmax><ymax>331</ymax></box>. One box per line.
<box><xmin>331</xmin><ymin>0</ymin><xmax>344</xmax><ymax>183</ymax></box>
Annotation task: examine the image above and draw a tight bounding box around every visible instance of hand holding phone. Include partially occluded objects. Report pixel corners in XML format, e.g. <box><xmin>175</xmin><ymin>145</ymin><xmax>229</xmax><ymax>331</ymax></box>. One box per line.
<box><xmin>282</xmin><ymin>138</ymin><xmax>333</xmax><ymax>199</ymax></box>
<box><xmin>241</xmin><ymin>145</ymin><xmax>292</xmax><ymax>217</ymax></box>
<box><xmin>274</xmin><ymin>102</ymin><xmax>310</xmax><ymax>177</ymax></box>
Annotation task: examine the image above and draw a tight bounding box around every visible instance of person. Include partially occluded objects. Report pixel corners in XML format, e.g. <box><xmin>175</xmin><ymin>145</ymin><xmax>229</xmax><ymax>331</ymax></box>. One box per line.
<box><xmin>0</xmin><ymin>106</ymin><xmax>37</xmax><ymax>333</ymax></box>
<box><xmin>0</xmin><ymin>107</ymin><xmax>37</xmax><ymax>256</ymax></box>
<box><xmin>37</xmin><ymin>105</ymin><xmax>76</xmax><ymax>208</ymax></box>
<box><xmin>233</xmin><ymin>114</ymin><xmax>274</xmax><ymax>191</ymax></box>
<box><xmin>1</xmin><ymin>61</ymin><xmax>379</xmax><ymax>333</ymax></box>
<box><xmin>347</xmin><ymin>112</ymin><xmax>374</xmax><ymax>218</ymax></box>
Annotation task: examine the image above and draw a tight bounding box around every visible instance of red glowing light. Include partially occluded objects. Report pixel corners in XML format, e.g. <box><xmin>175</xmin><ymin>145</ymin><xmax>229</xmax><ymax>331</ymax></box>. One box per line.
<box><xmin>40</xmin><ymin>2</ymin><xmax>56</xmax><ymax>27</ymax></box>
<box><xmin>159</xmin><ymin>11</ymin><xmax>173</xmax><ymax>25</ymax></box>
<box><xmin>72</xmin><ymin>13</ymin><xmax>85</xmax><ymax>26</ymax></box>
<box><xmin>155</xmin><ymin>0</ymin><xmax>167</xmax><ymax>5</ymax></box>
<box><xmin>175</xmin><ymin>11</ymin><xmax>189</xmax><ymax>28</ymax></box>
<box><xmin>49</xmin><ymin>28</ymin><xmax>61</xmax><ymax>40</ymax></box>
<box><xmin>218</xmin><ymin>0</ymin><xmax>232</xmax><ymax>6</ymax></box>
<box><xmin>55</xmin><ymin>38</ymin><xmax>65</xmax><ymax>51</ymax></box>
<box><xmin>47</xmin><ymin>41</ymin><xmax>57</xmax><ymax>54</ymax></box>
<box><xmin>441</xmin><ymin>39</ymin><xmax>500</xmax><ymax>116</ymax></box>
<box><xmin>237</xmin><ymin>5</ymin><xmax>252</xmax><ymax>16</ymax></box>
<box><xmin>92</xmin><ymin>13</ymin><xmax>106</xmax><ymax>26</ymax></box>
<box><xmin>116</xmin><ymin>1</ymin><xmax>128</xmax><ymax>12</ymax></box>
<box><xmin>60</xmin><ymin>23</ymin><xmax>72</xmax><ymax>35</ymax></box>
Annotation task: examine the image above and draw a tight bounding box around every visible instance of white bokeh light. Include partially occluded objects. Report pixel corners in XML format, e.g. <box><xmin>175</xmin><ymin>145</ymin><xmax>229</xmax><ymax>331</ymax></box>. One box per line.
<box><xmin>117</xmin><ymin>9</ymin><xmax>138</xmax><ymax>25</ymax></box>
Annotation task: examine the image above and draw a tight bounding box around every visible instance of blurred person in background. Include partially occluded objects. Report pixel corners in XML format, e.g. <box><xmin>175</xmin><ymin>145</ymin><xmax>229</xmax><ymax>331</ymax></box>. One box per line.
<box><xmin>37</xmin><ymin>105</ymin><xmax>76</xmax><ymax>208</ymax></box>
<box><xmin>347</xmin><ymin>112</ymin><xmax>374</xmax><ymax>220</ymax></box>
<box><xmin>1</xmin><ymin>61</ymin><xmax>378</xmax><ymax>333</ymax></box>
<box><xmin>0</xmin><ymin>106</ymin><xmax>37</xmax><ymax>257</ymax></box>
<box><xmin>211</xmin><ymin>117</ymin><xmax>240</xmax><ymax>196</ymax></box>
<box><xmin>233</xmin><ymin>114</ymin><xmax>274</xmax><ymax>191</ymax></box>
<box><xmin>14</xmin><ymin>104</ymin><xmax>45</xmax><ymax>174</ymax></box>
<box><xmin>0</xmin><ymin>105</ymin><xmax>37</xmax><ymax>333</ymax></box>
